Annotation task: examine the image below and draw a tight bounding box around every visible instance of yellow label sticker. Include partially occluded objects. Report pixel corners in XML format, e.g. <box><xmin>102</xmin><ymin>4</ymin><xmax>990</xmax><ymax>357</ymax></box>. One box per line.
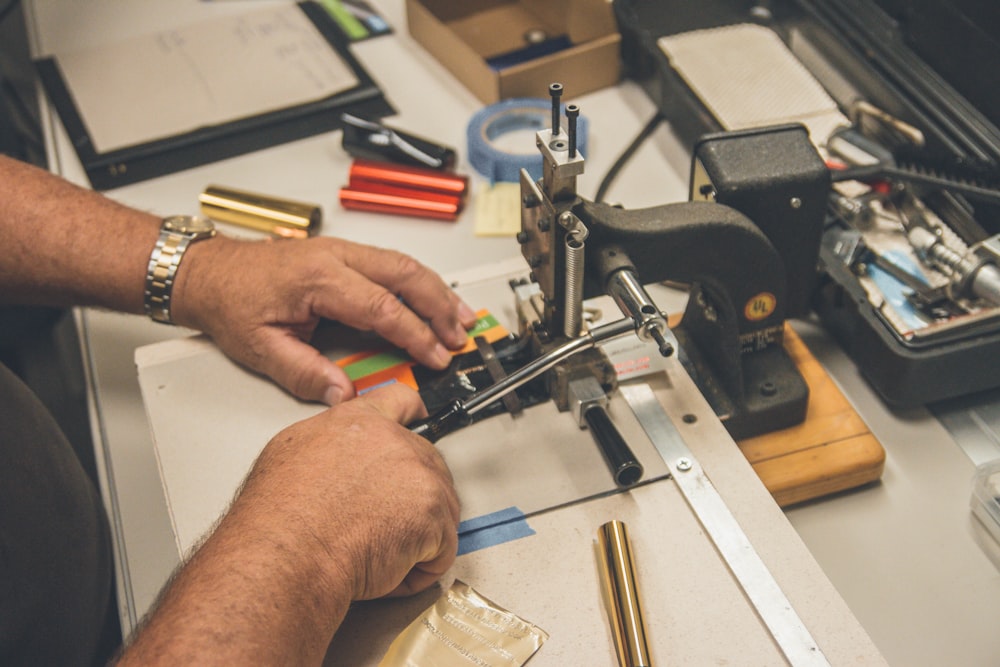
<box><xmin>744</xmin><ymin>292</ymin><xmax>777</xmax><ymax>321</ymax></box>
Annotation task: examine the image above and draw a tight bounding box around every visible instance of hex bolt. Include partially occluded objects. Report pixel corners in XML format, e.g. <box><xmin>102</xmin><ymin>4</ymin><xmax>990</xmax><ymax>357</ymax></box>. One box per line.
<box><xmin>566</xmin><ymin>104</ymin><xmax>579</xmax><ymax>158</ymax></box>
<box><xmin>524</xmin><ymin>28</ymin><xmax>547</xmax><ymax>45</ymax></box>
<box><xmin>549</xmin><ymin>83</ymin><xmax>563</xmax><ymax>135</ymax></box>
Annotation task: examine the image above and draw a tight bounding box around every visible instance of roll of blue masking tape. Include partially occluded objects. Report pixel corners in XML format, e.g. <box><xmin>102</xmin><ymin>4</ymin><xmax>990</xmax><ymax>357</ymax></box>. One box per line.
<box><xmin>466</xmin><ymin>98</ymin><xmax>588</xmax><ymax>183</ymax></box>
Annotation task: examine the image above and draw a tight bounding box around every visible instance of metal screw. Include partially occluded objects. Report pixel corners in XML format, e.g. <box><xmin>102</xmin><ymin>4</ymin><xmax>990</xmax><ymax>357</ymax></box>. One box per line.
<box><xmin>549</xmin><ymin>83</ymin><xmax>563</xmax><ymax>135</ymax></box>
<box><xmin>524</xmin><ymin>28</ymin><xmax>547</xmax><ymax>45</ymax></box>
<box><xmin>676</xmin><ymin>457</ymin><xmax>692</xmax><ymax>472</ymax></box>
<box><xmin>749</xmin><ymin>5</ymin><xmax>773</xmax><ymax>22</ymax></box>
<box><xmin>790</xmin><ymin>197</ymin><xmax>802</xmax><ymax>209</ymax></box>
<box><xmin>566</xmin><ymin>104</ymin><xmax>579</xmax><ymax>158</ymax></box>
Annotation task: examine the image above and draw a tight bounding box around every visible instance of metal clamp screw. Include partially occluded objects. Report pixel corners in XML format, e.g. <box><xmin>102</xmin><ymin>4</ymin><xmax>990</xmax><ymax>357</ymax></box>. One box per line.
<box><xmin>676</xmin><ymin>457</ymin><xmax>692</xmax><ymax>472</ymax></box>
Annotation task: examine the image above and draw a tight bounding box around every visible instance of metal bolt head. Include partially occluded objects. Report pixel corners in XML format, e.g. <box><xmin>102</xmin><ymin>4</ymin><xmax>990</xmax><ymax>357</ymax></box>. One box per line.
<box><xmin>676</xmin><ymin>457</ymin><xmax>692</xmax><ymax>472</ymax></box>
<box><xmin>524</xmin><ymin>28</ymin><xmax>547</xmax><ymax>45</ymax></box>
<box><xmin>790</xmin><ymin>197</ymin><xmax>802</xmax><ymax>209</ymax></box>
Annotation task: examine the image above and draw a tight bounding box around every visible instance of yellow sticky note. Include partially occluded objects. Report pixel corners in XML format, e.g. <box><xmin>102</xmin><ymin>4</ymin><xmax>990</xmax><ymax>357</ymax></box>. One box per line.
<box><xmin>474</xmin><ymin>182</ymin><xmax>522</xmax><ymax>237</ymax></box>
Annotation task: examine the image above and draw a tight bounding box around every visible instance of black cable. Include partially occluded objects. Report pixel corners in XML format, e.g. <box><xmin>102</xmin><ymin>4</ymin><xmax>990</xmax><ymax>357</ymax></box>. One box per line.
<box><xmin>0</xmin><ymin>0</ymin><xmax>21</xmax><ymax>24</ymax></box>
<box><xmin>594</xmin><ymin>111</ymin><xmax>665</xmax><ymax>204</ymax></box>
<box><xmin>831</xmin><ymin>162</ymin><xmax>1000</xmax><ymax>206</ymax></box>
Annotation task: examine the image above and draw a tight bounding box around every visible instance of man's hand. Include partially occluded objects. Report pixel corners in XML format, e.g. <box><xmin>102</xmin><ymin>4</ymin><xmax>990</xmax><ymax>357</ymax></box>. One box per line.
<box><xmin>119</xmin><ymin>384</ymin><xmax>460</xmax><ymax>664</ymax></box>
<box><xmin>170</xmin><ymin>235</ymin><xmax>477</xmax><ymax>405</ymax></box>
<box><xmin>245</xmin><ymin>382</ymin><xmax>461</xmax><ymax>601</ymax></box>
<box><xmin>0</xmin><ymin>156</ymin><xmax>475</xmax><ymax>406</ymax></box>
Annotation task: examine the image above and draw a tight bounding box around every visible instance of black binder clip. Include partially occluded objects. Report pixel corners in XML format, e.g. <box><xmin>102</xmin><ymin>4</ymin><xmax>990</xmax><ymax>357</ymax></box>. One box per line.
<box><xmin>340</xmin><ymin>113</ymin><xmax>456</xmax><ymax>171</ymax></box>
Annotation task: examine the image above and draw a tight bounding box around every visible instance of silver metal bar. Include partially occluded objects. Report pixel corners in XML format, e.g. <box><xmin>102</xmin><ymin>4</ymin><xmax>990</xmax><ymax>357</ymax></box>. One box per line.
<box><xmin>619</xmin><ymin>383</ymin><xmax>831</xmax><ymax>667</ymax></box>
<box><xmin>464</xmin><ymin>317</ymin><xmax>635</xmax><ymax>417</ymax></box>
<box><xmin>474</xmin><ymin>335</ymin><xmax>522</xmax><ymax>416</ymax></box>
<box><xmin>411</xmin><ymin>318</ymin><xmax>637</xmax><ymax>443</ymax></box>
<box><xmin>606</xmin><ymin>270</ymin><xmax>674</xmax><ymax>357</ymax></box>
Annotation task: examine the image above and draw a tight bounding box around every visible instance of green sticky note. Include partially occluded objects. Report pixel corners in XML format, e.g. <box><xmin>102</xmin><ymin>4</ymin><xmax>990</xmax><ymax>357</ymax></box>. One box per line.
<box><xmin>319</xmin><ymin>0</ymin><xmax>369</xmax><ymax>41</ymax></box>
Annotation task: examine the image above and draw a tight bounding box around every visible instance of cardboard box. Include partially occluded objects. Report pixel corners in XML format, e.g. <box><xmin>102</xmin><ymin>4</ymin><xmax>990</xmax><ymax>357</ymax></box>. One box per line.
<box><xmin>406</xmin><ymin>0</ymin><xmax>621</xmax><ymax>104</ymax></box>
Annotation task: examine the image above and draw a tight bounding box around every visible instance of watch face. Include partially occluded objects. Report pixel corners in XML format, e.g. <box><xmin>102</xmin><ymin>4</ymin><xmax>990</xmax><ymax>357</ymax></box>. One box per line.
<box><xmin>163</xmin><ymin>215</ymin><xmax>215</xmax><ymax>236</ymax></box>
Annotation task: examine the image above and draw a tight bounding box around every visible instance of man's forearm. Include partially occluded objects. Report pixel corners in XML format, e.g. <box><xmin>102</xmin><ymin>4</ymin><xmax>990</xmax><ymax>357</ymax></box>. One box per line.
<box><xmin>0</xmin><ymin>155</ymin><xmax>160</xmax><ymax>312</ymax></box>
<box><xmin>117</xmin><ymin>489</ymin><xmax>353</xmax><ymax>665</ymax></box>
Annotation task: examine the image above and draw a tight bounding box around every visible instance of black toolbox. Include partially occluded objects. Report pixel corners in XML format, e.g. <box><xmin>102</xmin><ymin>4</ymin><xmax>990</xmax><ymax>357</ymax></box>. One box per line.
<box><xmin>613</xmin><ymin>0</ymin><xmax>1000</xmax><ymax>407</ymax></box>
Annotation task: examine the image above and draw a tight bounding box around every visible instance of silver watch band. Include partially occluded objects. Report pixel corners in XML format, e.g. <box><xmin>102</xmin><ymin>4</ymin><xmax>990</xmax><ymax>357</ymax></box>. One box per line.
<box><xmin>144</xmin><ymin>231</ymin><xmax>195</xmax><ymax>324</ymax></box>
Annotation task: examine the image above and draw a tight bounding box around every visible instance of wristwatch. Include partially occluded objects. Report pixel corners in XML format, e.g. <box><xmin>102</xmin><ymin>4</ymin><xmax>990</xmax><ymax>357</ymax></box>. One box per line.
<box><xmin>144</xmin><ymin>215</ymin><xmax>216</xmax><ymax>324</ymax></box>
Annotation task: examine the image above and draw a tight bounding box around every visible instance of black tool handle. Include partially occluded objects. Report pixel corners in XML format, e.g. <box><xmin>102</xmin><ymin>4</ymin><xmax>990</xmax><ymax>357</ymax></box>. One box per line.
<box><xmin>584</xmin><ymin>405</ymin><xmax>644</xmax><ymax>487</ymax></box>
<box><xmin>409</xmin><ymin>399</ymin><xmax>472</xmax><ymax>444</ymax></box>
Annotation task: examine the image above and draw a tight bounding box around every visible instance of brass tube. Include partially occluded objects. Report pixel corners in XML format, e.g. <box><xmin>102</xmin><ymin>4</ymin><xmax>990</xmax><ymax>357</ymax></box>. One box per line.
<box><xmin>597</xmin><ymin>520</ymin><xmax>653</xmax><ymax>667</ymax></box>
<box><xmin>200</xmin><ymin>185</ymin><xmax>321</xmax><ymax>238</ymax></box>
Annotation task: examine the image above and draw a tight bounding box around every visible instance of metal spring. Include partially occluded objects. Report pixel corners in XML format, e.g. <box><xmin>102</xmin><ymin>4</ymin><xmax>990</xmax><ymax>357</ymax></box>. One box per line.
<box><xmin>564</xmin><ymin>232</ymin><xmax>585</xmax><ymax>337</ymax></box>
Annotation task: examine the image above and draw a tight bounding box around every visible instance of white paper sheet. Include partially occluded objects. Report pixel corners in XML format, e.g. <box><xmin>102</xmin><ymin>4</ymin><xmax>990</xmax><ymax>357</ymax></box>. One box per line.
<box><xmin>55</xmin><ymin>4</ymin><xmax>359</xmax><ymax>152</ymax></box>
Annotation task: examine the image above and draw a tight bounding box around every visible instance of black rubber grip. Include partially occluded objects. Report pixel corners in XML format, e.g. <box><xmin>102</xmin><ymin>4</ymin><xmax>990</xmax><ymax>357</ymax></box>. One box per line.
<box><xmin>584</xmin><ymin>405</ymin><xmax>644</xmax><ymax>487</ymax></box>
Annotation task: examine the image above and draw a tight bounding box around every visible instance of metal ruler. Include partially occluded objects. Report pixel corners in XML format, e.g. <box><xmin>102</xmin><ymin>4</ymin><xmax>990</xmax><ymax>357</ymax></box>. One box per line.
<box><xmin>619</xmin><ymin>383</ymin><xmax>831</xmax><ymax>667</ymax></box>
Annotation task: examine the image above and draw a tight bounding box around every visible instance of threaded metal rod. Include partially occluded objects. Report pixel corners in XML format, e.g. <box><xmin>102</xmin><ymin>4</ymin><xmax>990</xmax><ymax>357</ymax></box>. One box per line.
<box><xmin>549</xmin><ymin>82</ymin><xmax>563</xmax><ymax>135</ymax></box>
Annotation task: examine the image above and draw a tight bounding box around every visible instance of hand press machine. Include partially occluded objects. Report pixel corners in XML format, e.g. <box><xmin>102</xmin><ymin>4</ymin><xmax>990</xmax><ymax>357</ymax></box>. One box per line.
<box><xmin>414</xmin><ymin>83</ymin><xmax>833</xmax><ymax>480</ymax></box>
<box><xmin>409</xmin><ymin>85</ymin><xmax>845</xmax><ymax>664</ymax></box>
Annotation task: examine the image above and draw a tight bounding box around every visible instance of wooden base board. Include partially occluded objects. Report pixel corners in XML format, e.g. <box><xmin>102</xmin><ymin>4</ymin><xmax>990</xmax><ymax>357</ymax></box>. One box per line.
<box><xmin>736</xmin><ymin>324</ymin><xmax>886</xmax><ymax>507</ymax></box>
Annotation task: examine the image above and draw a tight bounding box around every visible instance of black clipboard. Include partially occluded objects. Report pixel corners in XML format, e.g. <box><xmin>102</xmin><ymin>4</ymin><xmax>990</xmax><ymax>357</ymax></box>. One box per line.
<box><xmin>34</xmin><ymin>1</ymin><xmax>394</xmax><ymax>190</ymax></box>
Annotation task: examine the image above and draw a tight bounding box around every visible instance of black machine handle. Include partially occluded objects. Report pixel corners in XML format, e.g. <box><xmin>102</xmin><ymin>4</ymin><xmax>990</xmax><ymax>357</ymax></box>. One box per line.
<box><xmin>584</xmin><ymin>404</ymin><xmax>644</xmax><ymax>487</ymax></box>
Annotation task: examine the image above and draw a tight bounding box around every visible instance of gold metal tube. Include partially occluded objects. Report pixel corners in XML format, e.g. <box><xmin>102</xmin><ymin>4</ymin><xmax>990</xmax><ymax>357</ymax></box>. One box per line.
<box><xmin>597</xmin><ymin>520</ymin><xmax>653</xmax><ymax>667</ymax></box>
<box><xmin>199</xmin><ymin>185</ymin><xmax>321</xmax><ymax>239</ymax></box>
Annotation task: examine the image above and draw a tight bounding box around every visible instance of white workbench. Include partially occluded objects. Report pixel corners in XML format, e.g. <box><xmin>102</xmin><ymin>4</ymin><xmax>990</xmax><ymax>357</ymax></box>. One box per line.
<box><xmin>23</xmin><ymin>1</ymin><xmax>1000</xmax><ymax>664</ymax></box>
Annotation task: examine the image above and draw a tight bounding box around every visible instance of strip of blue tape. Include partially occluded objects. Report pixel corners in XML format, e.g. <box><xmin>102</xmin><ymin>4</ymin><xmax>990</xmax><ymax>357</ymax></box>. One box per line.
<box><xmin>457</xmin><ymin>506</ymin><xmax>535</xmax><ymax>556</ymax></box>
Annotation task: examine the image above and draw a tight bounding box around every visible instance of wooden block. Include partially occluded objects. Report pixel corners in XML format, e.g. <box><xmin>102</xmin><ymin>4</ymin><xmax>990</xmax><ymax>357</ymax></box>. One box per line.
<box><xmin>736</xmin><ymin>324</ymin><xmax>886</xmax><ymax>507</ymax></box>
<box><xmin>749</xmin><ymin>434</ymin><xmax>885</xmax><ymax>507</ymax></box>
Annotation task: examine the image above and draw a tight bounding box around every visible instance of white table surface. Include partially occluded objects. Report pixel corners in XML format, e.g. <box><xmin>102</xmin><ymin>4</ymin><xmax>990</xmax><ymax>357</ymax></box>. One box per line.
<box><xmin>23</xmin><ymin>1</ymin><xmax>1000</xmax><ymax>664</ymax></box>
